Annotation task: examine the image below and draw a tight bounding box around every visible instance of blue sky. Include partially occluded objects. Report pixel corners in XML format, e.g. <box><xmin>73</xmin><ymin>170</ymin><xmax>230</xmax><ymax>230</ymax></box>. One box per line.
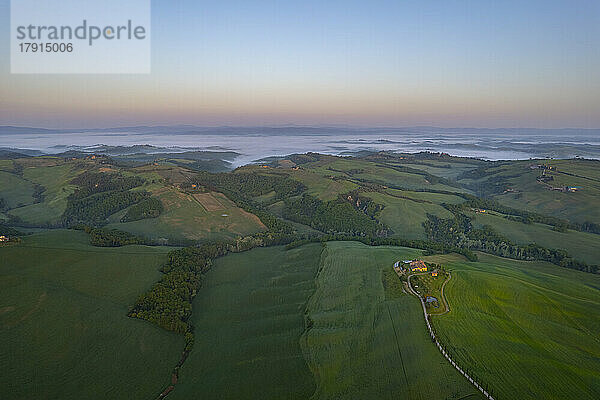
<box><xmin>1</xmin><ymin>0</ymin><xmax>599</xmax><ymax>128</ymax></box>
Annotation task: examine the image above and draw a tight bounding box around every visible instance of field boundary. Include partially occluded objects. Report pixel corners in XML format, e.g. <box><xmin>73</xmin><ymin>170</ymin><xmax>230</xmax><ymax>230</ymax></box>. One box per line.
<box><xmin>406</xmin><ymin>271</ymin><xmax>496</xmax><ymax>400</ymax></box>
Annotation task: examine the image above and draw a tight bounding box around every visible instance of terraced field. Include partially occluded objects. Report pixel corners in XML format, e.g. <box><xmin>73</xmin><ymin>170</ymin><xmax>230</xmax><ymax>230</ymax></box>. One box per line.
<box><xmin>0</xmin><ymin>230</ymin><xmax>182</xmax><ymax>400</ymax></box>
<box><xmin>427</xmin><ymin>252</ymin><xmax>600</xmax><ymax>400</ymax></box>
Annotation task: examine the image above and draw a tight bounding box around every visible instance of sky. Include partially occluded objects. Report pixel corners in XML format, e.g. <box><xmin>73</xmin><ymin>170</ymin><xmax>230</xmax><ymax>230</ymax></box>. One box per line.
<box><xmin>0</xmin><ymin>0</ymin><xmax>599</xmax><ymax>129</ymax></box>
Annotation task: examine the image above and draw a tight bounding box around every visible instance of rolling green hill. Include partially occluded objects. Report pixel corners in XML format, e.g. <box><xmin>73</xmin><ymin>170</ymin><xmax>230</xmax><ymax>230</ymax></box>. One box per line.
<box><xmin>172</xmin><ymin>244</ymin><xmax>322</xmax><ymax>399</ymax></box>
<box><xmin>0</xmin><ymin>170</ymin><xmax>36</xmax><ymax>209</ymax></box>
<box><xmin>459</xmin><ymin>158</ymin><xmax>600</xmax><ymax>225</ymax></box>
<box><xmin>7</xmin><ymin>163</ymin><xmax>80</xmax><ymax>226</ymax></box>
<box><xmin>107</xmin><ymin>187</ymin><xmax>267</xmax><ymax>243</ymax></box>
<box><xmin>363</xmin><ymin>191</ymin><xmax>454</xmax><ymax>239</ymax></box>
<box><xmin>427</xmin><ymin>252</ymin><xmax>600</xmax><ymax>400</ymax></box>
<box><xmin>302</xmin><ymin>241</ymin><xmax>484</xmax><ymax>400</ymax></box>
<box><xmin>1</xmin><ymin>150</ymin><xmax>599</xmax><ymax>400</ymax></box>
<box><xmin>471</xmin><ymin>210</ymin><xmax>600</xmax><ymax>264</ymax></box>
<box><xmin>0</xmin><ymin>230</ymin><xmax>182</xmax><ymax>400</ymax></box>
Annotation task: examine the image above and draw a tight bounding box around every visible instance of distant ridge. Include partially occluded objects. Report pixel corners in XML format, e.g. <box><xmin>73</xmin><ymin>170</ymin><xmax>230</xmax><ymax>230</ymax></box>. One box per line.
<box><xmin>1</xmin><ymin>125</ymin><xmax>600</xmax><ymax>136</ymax></box>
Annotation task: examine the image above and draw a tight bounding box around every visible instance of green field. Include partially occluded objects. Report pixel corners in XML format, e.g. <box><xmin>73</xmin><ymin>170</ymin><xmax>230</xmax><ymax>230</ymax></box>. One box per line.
<box><xmin>172</xmin><ymin>241</ymin><xmax>484</xmax><ymax>400</ymax></box>
<box><xmin>0</xmin><ymin>230</ymin><xmax>183</xmax><ymax>400</ymax></box>
<box><xmin>0</xmin><ymin>170</ymin><xmax>36</xmax><ymax>209</ymax></box>
<box><xmin>108</xmin><ymin>187</ymin><xmax>266</xmax><ymax>242</ymax></box>
<box><xmin>397</xmin><ymin>161</ymin><xmax>481</xmax><ymax>180</ymax></box>
<box><xmin>427</xmin><ymin>252</ymin><xmax>600</xmax><ymax>400</ymax></box>
<box><xmin>472</xmin><ymin>211</ymin><xmax>600</xmax><ymax>264</ymax></box>
<box><xmin>172</xmin><ymin>244</ymin><xmax>323</xmax><ymax>399</ymax></box>
<box><xmin>363</xmin><ymin>191</ymin><xmax>454</xmax><ymax>239</ymax></box>
<box><xmin>8</xmin><ymin>164</ymin><xmax>79</xmax><ymax>225</ymax></box>
<box><xmin>0</xmin><ymin>159</ymin><xmax>14</xmax><ymax>172</ymax></box>
<box><xmin>302</xmin><ymin>241</ymin><xmax>484</xmax><ymax>400</ymax></box>
<box><xmin>292</xmin><ymin>169</ymin><xmax>358</xmax><ymax>200</ymax></box>
<box><xmin>388</xmin><ymin>188</ymin><xmax>465</xmax><ymax>205</ymax></box>
<box><xmin>247</xmin><ymin>164</ymin><xmax>359</xmax><ymax>201</ymax></box>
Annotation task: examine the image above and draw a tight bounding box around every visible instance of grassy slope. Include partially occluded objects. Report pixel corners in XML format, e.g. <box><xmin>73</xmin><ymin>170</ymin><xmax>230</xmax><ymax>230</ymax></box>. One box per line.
<box><xmin>426</xmin><ymin>252</ymin><xmax>600</xmax><ymax>400</ymax></box>
<box><xmin>8</xmin><ymin>164</ymin><xmax>79</xmax><ymax>225</ymax></box>
<box><xmin>292</xmin><ymin>169</ymin><xmax>358</xmax><ymax>201</ymax></box>
<box><xmin>302</xmin><ymin>241</ymin><xmax>484</xmax><ymax>400</ymax></box>
<box><xmin>354</xmin><ymin>164</ymin><xmax>468</xmax><ymax>193</ymax></box>
<box><xmin>472</xmin><ymin>211</ymin><xmax>600</xmax><ymax>264</ymax></box>
<box><xmin>108</xmin><ymin>187</ymin><xmax>266</xmax><ymax>242</ymax></box>
<box><xmin>464</xmin><ymin>159</ymin><xmax>600</xmax><ymax>224</ymax></box>
<box><xmin>0</xmin><ymin>230</ymin><xmax>182</xmax><ymax>400</ymax></box>
<box><xmin>172</xmin><ymin>244</ymin><xmax>322</xmax><ymax>400</ymax></box>
<box><xmin>243</xmin><ymin>165</ymin><xmax>358</xmax><ymax>201</ymax></box>
<box><xmin>0</xmin><ymin>159</ymin><xmax>14</xmax><ymax>171</ymax></box>
<box><xmin>395</xmin><ymin>161</ymin><xmax>481</xmax><ymax>180</ymax></box>
<box><xmin>363</xmin><ymin>191</ymin><xmax>454</xmax><ymax>239</ymax></box>
<box><xmin>0</xmin><ymin>170</ymin><xmax>36</xmax><ymax>209</ymax></box>
<box><xmin>389</xmin><ymin>189</ymin><xmax>465</xmax><ymax>205</ymax></box>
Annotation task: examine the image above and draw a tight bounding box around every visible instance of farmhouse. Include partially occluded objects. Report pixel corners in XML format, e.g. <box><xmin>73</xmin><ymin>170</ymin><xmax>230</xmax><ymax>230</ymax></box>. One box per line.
<box><xmin>408</xmin><ymin>260</ymin><xmax>427</xmax><ymax>272</ymax></box>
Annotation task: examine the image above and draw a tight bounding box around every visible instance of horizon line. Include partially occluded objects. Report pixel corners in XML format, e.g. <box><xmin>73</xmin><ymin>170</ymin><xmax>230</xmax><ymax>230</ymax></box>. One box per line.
<box><xmin>2</xmin><ymin>123</ymin><xmax>600</xmax><ymax>132</ymax></box>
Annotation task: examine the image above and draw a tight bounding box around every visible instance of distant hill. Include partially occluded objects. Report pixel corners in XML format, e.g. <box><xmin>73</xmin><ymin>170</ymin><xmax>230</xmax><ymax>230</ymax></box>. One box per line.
<box><xmin>2</xmin><ymin>125</ymin><xmax>600</xmax><ymax>136</ymax></box>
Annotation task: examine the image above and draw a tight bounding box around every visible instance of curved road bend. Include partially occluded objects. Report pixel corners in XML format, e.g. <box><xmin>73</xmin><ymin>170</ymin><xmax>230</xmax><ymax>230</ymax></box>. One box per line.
<box><xmin>407</xmin><ymin>272</ymin><xmax>451</xmax><ymax>315</ymax></box>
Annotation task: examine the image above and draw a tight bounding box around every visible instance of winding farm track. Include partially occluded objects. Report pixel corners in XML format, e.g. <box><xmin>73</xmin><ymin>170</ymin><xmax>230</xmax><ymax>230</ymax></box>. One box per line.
<box><xmin>404</xmin><ymin>268</ymin><xmax>495</xmax><ymax>400</ymax></box>
<box><xmin>438</xmin><ymin>273</ymin><xmax>451</xmax><ymax>315</ymax></box>
<box><xmin>406</xmin><ymin>272</ymin><xmax>451</xmax><ymax>315</ymax></box>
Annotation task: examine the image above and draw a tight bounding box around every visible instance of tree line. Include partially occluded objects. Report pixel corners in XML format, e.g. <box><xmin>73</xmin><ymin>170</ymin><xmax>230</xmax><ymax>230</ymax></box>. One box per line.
<box><xmin>128</xmin><ymin>231</ymin><xmax>306</xmax><ymax>354</ymax></box>
<box><xmin>423</xmin><ymin>210</ymin><xmax>599</xmax><ymax>273</ymax></box>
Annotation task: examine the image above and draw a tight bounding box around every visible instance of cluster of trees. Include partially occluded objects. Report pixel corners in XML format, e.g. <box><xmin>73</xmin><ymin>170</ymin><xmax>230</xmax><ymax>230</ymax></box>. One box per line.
<box><xmin>283</xmin><ymin>193</ymin><xmax>386</xmax><ymax>236</ymax></box>
<box><xmin>120</xmin><ymin>197</ymin><xmax>164</xmax><ymax>222</ymax></box>
<box><xmin>129</xmin><ymin>246</ymin><xmax>218</xmax><ymax>335</ymax></box>
<box><xmin>344</xmin><ymin>190</ymin><xmax>386</xmax><ymax>220</ymax></box>
<box><xmin>32</xmin><ymin>184</ymin><xmax>45</xmax><ymax>203</ymax></box>
<box><xmin>61</xmin><ymin>170</ymin><xmax>151</xmax><ymax>227</ymax></box>
<box><xmin>287</xmin><ymin>152</ymin><xmax>322</xmax><ymax>165</ymax></box>
<box><xmin>70</xmin><ymin>171</ymin><xmax>144</xmax><ymax>199</ymax></box>
<box><xmin>129</xmin><ymin>230</ymin><xmax>307</xmax><ymax>352</ymax></box>
<box><xmin>63</xmin><ymin>190</ymin><xmax>149</xmax><ymax>226</ymax></box>
<box><xmin>78</xmin><ymin>226</ymin><xmax>145</xmax><ymax>247</ymax></box>
<box><xmin>194</xmin><ymin>171</ymin><xmax>305</xmax><ymax>200</ymax></box>
<box><xmin>574</xmin><ymin>221</ymin><xmax>600</xmax><ymax>235</ymax></box>
<box><xmin>423</xmin><ymin>213</ymin><xmax>598</xmax><ymax>273</ymax></box>
<box><xmin>0</xmin><ymin>223</ymin><xmax>25</xmax><ymax>237</ymax></box>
